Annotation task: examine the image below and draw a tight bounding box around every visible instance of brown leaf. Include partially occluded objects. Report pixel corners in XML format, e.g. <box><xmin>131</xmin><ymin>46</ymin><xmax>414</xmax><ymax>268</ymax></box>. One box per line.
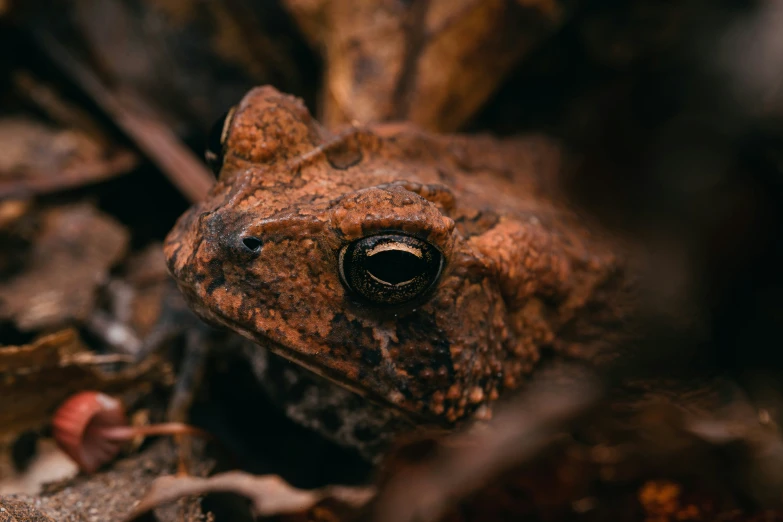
<box><xmin>122</xmin><ymin>244</ymin><xmax>171</xmax><ymax>338</ymax></box>
<box><xmin>0</xmin><ymin>203</ymin><xmax>129</xmax><ymax>331</ymax></box>
<box><xmin>0</xmin><ymin>117</ymin><xmax>137</xmax><ymax>200</ymax></box>
<box><xmin>0</xmin><ymin>329</ymin><xmax>172</xmax><ymax>441</ymax></box>
<box><xmin>124</xmin><ymin>471</ymin><xmax>375</xmax><ymax>522</ymax></box>
<box><xmin>32</xmin><ymin>32</ymin><xmax>218</xmax><ymax>204</ymax></box>
<box><xmin>284</xmin><ymin>0</ymin><xmax>573</xmax><ymax>131</ymax></box>
<box><xmin>5</xmin><ymin>439</ymin><xmax>210</xmax><ymax>522</ymax></box>
<box><xmin>0</xmin><ymin>329</ymin><xmax>83</xmax><ymax>375</ymax></box>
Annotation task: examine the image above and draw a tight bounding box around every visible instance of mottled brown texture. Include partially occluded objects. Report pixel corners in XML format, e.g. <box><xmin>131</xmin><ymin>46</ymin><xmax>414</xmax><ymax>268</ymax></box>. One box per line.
<box><xmin>164</xmin><ymin>86</ymin><xmax>636</xmax><ymax>428</ymax></box>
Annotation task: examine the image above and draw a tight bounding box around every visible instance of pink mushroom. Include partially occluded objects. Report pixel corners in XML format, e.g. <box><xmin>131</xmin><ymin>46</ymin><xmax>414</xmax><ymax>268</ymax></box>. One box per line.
<box><xmin>52</xmin><ymin>391</ymin><xmax>207</xmax><ymax>473</ymax></box>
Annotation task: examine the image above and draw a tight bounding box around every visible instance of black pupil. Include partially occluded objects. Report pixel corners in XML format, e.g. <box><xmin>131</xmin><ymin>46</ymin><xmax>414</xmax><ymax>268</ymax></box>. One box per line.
<box><xmin>365</xmin><ymin>250</ymin><xmax>424</xmax><ymax>285</ymax></box>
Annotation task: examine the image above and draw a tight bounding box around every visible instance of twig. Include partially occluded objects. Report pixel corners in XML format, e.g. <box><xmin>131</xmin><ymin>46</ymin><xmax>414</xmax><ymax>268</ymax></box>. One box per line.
<box><xmin>31</xmin><ymin>30</ymin><xmax>215</xmax><ymax>203</ymax></box>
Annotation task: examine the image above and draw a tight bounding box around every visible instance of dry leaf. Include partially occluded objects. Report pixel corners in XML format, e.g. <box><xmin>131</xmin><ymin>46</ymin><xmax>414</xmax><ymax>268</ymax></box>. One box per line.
<box><xmin>125</xmin><ymin>471</ymin><xmax>375</xmax><ymax>522</ymax></box>
<box><xmin>0</xmin><ymin>117</ymin><xmax>137</xmax><ymax>200</ymax></box>
<box><xmin>0</xmin><ymin>203</ymin><xmax>129</xmax><ymax>331</ymax></box>
<box><xmin>0</xmin><ymin>329</ymin><xmax>172</xmax><ymax>441</ymax></box>
<box><xmin>3</xmin><ymin>440</ymin><xmax>209</xmax><ymax>522</ymax></box>
<box><xmin>284</xmin><ymin>0</ymin><xmax>573</xmax><ymax>131</ymax></box>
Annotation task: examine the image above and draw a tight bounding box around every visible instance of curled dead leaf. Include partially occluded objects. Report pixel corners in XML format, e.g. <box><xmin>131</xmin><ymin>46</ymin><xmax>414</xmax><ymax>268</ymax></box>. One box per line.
<box><xmin>0</xmin><ymin>329</ymin><xmax>172</xmax><ymax>442</ymax></box>
<box><xmin>124</xmin><ymin>471</ymin><xmax>375</xmax><ymax>522</ymax></box>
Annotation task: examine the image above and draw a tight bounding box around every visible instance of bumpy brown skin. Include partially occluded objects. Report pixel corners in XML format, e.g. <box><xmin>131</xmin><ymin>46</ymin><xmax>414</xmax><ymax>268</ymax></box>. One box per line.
<box><xmin>164</xmin><ymin>86</ymin><xmax>635</xmax><ymax>428</ymax></box>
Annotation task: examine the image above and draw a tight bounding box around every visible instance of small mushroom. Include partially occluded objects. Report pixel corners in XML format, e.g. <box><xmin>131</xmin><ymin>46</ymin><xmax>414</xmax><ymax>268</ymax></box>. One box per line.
<box><xmin>52</xmin><ymin>391</ymin><xmax>206</xmax><ymax>473</ymax></box>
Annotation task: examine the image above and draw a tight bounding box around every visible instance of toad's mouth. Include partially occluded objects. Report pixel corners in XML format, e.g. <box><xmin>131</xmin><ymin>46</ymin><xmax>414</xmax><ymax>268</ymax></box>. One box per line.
<box><xmin>201</xmin><ymin>303</ymin><xmax>447</xmax><ymax>428</ymax></box>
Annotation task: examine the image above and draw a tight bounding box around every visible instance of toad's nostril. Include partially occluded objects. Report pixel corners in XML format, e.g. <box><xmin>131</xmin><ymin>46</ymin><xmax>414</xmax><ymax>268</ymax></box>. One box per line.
<box><xmin>242</xmin><ymin>236</ymin><xmax>263</xmax><ymax>253</ymax></box>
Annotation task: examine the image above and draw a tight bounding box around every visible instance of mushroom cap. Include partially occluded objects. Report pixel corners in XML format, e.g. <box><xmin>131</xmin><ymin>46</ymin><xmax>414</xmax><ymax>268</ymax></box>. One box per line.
<box><xmin>52</xmin><ymin>391</ymin><xmax>128</xmax><ymax>473</ymax></box>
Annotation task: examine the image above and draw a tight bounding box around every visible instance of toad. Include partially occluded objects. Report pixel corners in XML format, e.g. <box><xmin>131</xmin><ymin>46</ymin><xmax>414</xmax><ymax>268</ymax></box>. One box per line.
<box><xmin>163</xmin><ymin>86</ymin><xmax>637</xmax><ymax>436</ymax></box>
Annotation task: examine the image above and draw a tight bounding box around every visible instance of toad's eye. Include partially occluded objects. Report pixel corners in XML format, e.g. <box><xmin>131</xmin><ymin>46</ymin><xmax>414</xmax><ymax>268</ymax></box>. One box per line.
<box><xmin>205</xmin><ymin>106</ymin><xmax>236</xmax><ymax>176</ymax></box>
<box><xmin>339</xmin><ymin>234</ymin><xmax>443</xmax><ymax>306</ymax></box>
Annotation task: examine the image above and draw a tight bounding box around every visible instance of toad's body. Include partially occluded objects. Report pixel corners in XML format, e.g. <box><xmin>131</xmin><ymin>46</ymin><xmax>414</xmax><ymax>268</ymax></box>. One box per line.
<box><xmin>164</xmin><ymin>86</ymin><xmax>636</xmax><ymax>429</ymax></box>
